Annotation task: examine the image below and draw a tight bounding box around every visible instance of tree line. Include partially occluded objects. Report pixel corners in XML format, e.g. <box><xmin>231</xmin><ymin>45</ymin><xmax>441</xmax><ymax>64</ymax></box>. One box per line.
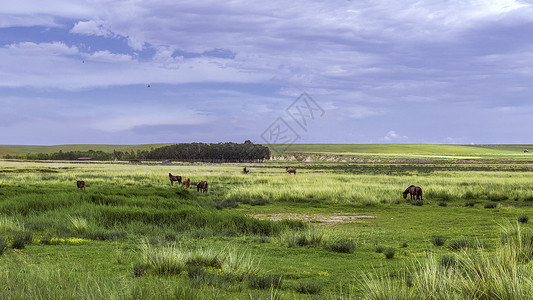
<box><xmin>3</xmin><ymin>141</ymin><xmax>271</xmax><ymax>162</ymax></box>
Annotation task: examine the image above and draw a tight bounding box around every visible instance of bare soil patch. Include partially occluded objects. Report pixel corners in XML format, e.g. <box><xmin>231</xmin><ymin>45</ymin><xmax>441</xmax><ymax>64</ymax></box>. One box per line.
<box><xmin>250</xmin><ymin>213</ymin><xmax>375</xmax><ymax>226</ymax></box>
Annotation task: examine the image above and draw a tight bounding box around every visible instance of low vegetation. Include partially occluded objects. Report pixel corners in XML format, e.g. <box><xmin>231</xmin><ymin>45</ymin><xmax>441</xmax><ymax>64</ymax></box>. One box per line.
<box><xmin>1</xmin><ymin>144</ymin><xmax>533</xmax><ymax>298</ymax></box>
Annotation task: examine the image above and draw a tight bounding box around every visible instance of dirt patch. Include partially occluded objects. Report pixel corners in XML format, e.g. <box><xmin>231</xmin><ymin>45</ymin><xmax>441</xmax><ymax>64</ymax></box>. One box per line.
<box><xmin>250</xmin><ymin>213</ymin><xmax>375</xmax><ymax>226</ymax></box>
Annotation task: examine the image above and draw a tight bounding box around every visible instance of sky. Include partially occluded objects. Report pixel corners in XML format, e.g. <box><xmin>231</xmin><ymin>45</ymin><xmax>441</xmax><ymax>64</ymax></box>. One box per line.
<box><xmin>1</xmin><ymin>0</ymin><xmax>533</xmax><ymax>146</ymax></box>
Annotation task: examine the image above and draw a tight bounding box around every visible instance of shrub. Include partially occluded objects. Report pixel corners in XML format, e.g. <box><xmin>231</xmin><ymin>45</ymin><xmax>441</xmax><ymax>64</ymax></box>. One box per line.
<box><xmin>12</xmin><ymin>232</ymin><xmax>32</xmax><ymax>249</ymax></box>
<box><xmin>375</xmin><ymin>245</ymin><xmax>386</xmax><ymax>253</ymax></box>
<box><xmin>323</xmin><ymin>239</ymin><xmax>356</xmax><ymax>253</ymax></box>
<box><xmin>431</xmin><ymin>236</ymin><xmax>447</xmax><ymax>246</ymax></box>
<box><xmin>484</xmin><ymin>202</ymin><xmax>498</xmax><ymax>209</ymax></box>
<box><xmin>401</xmin><ymin>242</ymin><xmax>408</xmax><ymax>248</ymax></box>
<box><xmin>518</xmin><ymin>215</ymin><xmax>529</xmax><ymax>224</ymax></box>
<box><xmin>465</xmin><ymin>202</ymin><xmax>475</xmax><ymax>207</ymax></box>
<box><xmin>437</xmin><ymin>201</ymin><xmax>448</xmax><ymax>207</ymax></box>
<box><xmin>463</xmin><ymin>191</ymin><xmax>476</xmax><ymax>200</ymax></box>
<box><xmin>384</xmin><ymin>248</ymin><xmax>396</xmax><ymax>259</ymax></box>
<box><xmin>295</xmin><ymin>281</ymin><xmax>323</xmax><ymax>294</ymax></box>
<box><xmin>0</xmin><ymin>237</ymin><xmax>7</xmax><ymax>255</ymax></box>
<box><xmin>248</xmin><ymin>274</ymin><xmax>283</xmax><ymax>290</ymax></box>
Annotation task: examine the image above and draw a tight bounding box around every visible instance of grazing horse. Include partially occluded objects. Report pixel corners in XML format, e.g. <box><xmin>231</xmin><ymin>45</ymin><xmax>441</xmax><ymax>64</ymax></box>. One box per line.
<box><xmin>197</xmin><ymin>181</ymin><xmax>208</xmax><ymax>192</ymax></box>
<box><xmin>403</xmin><ymin>185</ymin><xmax>422</xmax><ymax>200</ymax></box>
<box><xmin>242</xmin><ymin>167</ymin><xmax>250</xmax><ymax>174</ymax></box>
<box><xmin>285</xmin><ymin>167</ymin><xmax>296</xmax><ymax>175</ymax></box>
<box><xmin>169</xmin><ymin>173</ymin><xmax>182</xmax><ymax>186</ymax></box>
<box><xmin>181</xmin><ymin>177</ymin><xmax>190</xmax><ymax>189</ymax></box>
<box><xmin>76</xmin><ymin>180</ymin><xmax>86</xmax><ymax>191</ymax></box>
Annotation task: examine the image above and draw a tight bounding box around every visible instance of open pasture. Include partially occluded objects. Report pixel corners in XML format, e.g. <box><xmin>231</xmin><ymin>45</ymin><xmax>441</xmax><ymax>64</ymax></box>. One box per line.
<box><xmin>1</xmin><ymin>154</ymin><xmax>533</xmax><ymax>299</ymax></box>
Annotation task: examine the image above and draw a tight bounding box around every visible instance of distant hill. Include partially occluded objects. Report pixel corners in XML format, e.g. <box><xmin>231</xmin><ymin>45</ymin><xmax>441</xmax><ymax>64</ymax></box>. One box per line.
<box><xmin>267</xmin><ymin>144</ymin><xmax>533</xmax><ymax>157</ymax></box>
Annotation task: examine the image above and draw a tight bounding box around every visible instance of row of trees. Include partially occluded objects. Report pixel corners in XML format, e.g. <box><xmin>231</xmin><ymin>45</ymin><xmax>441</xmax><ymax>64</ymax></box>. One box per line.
<box><xmin>3</xmin><ymin>141</ymin><xmax>271</xmax><ymax>163</ymax></box>
<box><xmin>145</xmin><ymin>141</ymin><xmax>270</xmax><ymax>162</ymax></box>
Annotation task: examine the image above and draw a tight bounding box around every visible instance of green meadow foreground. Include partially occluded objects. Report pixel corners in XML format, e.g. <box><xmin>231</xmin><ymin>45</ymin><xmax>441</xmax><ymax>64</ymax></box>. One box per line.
<box><xmin>1</xmin><ymin>146</ymin><xmax>533</xmax><ymax>299</ymax></box>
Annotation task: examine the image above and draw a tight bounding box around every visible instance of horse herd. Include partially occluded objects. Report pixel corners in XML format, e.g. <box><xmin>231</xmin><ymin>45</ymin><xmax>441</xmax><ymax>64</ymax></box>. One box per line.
<box><xmin>76</xmin><ymin>167</ymin><xmax>424</xmax><ymax>202</ymax></box>
<box><xmin>168</xmin><ymin>173</ymin><xmax>208</xmax><ymax>192</ymax></box>
<box><xmin>75</xmin><ymin>173</ymin><xmax>208</xmax><ymax>193</ymax></box>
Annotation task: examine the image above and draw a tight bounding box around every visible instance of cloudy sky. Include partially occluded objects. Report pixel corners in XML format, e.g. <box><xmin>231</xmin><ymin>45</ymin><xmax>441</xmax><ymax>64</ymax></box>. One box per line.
<box><xmin>1</xmin><ymin>0</ymin><xmax>533</xmax><ymax>145</ymax></box>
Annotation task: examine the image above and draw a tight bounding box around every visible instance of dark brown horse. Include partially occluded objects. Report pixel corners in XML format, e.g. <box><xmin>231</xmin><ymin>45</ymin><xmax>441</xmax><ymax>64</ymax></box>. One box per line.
<box><xmin>76</xmin><ymin>180</ymin><xmax>86</xmax><ymax>191</ymax></box>
<box><xmin>197</xmin><ymin>181</ymin><xmax>208</xmax><ymax>192</ymax></box>
<box><xmin>285</xmin><ymin>167</ymin><xmax>296</xmax><ymax>175</ymax></box>
<box><xmin>181</xmin><ymin>177</ymin><xmax>190</xmax><ymax>189</ymax></box>
<box><xmin>403</xmin><ymin>185</ymin><xmax>422</xmax><ymax>200</ymax></box>
<box><xmin>169</xmin><ymin>173</ymin><xmax>182</xmax><ymax>186</ymax></box>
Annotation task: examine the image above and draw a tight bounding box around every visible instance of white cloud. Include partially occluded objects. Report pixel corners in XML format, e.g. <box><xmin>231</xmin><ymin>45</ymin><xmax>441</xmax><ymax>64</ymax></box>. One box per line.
<box><xmin>85</xmin><ymin>50</ymin><xmax>133</xmax><ymax>63</ymax></box>
<box><xmin>6</xmin><ymin>41</ymin><xmax>78</xmax><ymax>56</ymax></box>
<box><xmin>383</xmin><ymin>130</ymin><xmax>408</xmax><ymax>141</ymax></box>
<box><xmin>70</xmin><ymin>20</ymin><xmax>115</xmax><ymax>38</ymax></box>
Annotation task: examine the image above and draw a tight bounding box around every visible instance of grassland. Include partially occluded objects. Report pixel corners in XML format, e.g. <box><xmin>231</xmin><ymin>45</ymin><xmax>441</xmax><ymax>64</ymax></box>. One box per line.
<box><xmin>3</xmin><ymin>143</ymin><xmax>532</xmax><ymax>158</ymax></box>
<box><xmin>1</xmin><ymin>146</ymin><xmax>533</xmax><ymax>299</ymax></box>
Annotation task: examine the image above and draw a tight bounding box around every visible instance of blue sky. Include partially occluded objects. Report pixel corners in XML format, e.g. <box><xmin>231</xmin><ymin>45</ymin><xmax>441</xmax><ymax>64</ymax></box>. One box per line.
<box><xmin>1</xmin><ymin>0</ymin><xmax>533</xmax><ymax>145</ymax></box>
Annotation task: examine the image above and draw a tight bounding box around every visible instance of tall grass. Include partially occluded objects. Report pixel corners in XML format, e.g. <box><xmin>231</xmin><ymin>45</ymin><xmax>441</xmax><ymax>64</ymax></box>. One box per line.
<box><xmin>279</xmin><ymin>226</ymin><xmax>324</xmax><ymax>248</ymax></box>
<box><xmin>140</xmin><ymin>241</ymin><xmax>260</xmax><ymax>278</ymax></box>
<box><xmin>0</xmin><ymin>258</ymin><xmax>208</xmax><ymax>299</ymax></box>
<box><xmin>360</xmin><ymin>222</ymin><xmax>533</xmax><ymax>299</ymax></box>
<box><xmin>68</xmin><ymin>215</ymin><xmax>89</xmax><ymax>234</ymax></box>
<box><xmin>0</xmin><ymin>215</ymin><xmax>25</xmax><ymax>233</ymax></box>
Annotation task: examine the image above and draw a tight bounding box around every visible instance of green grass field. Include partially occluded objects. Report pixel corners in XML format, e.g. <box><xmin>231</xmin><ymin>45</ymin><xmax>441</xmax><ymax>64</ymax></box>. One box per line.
<box><xmin>1</xmin><ymin>146</ymin><xmax>533</xmax><ymax>298</ymax></box>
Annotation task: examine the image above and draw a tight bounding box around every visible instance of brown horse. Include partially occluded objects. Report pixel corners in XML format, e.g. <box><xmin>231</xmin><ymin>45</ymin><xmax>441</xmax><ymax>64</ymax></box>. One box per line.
<box><xmin>197</xmin><ymin>181</ymin><xmax>208</xmax><ymax>192</ymax></box>
<box><xmin>76</xmin><ymin>180</ymin><xmax>86</xmax><ymax>191</ymax></box>
<box><xmin>285</xmin><ymin>167</ymin><xmax>296</xmax><ymax>175</ymax></box>
<box><xmin>181</xmin><ymin>177</ymin><xmax>190</xmax><ymax>189</ymax></box>
<box><xmin>169</xmin><ymin>173</ymin><xmax>182</xmax><ymax>186</ymax></box>
<box><xmin>403</xmin><ymin>185</ymin><xmax>422</xmax><ymax>200</ymax></box>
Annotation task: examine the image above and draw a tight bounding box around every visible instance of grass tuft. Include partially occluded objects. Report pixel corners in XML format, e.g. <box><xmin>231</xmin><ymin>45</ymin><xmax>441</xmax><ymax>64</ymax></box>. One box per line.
<box><xmin>323</xmin><ymin>239</ymin><xmax>356</xmax><ymax>253</ymax></box>
<box><xmin>11</xmin><ymin>232</ymin><xmax>32</xmax><ymax>249</ymax></box>
<box><xmin>295</xmin><ymin>281</ymin><xmax>323</xmax><ymax>294</ymax></box>
<box><xmin>431</xmin><ymin>236</ymin><xmax>447</xmax><ymax>246</ymax></box>
<box><xmin>248</xmin><ymin>274</ymin><xmax>283</xmax><ymax>290</ymax></box>
<box><xmin>384</xmin><ymin>248</ymin><xmax>396</xmax><ymax>259</ymax></box>
<box><xmin>484</xmin><ymin>202</ymin><xmax>499</xmax><ymax>209</ymax></box>
<box><xmin>68</xmin><ymin>215</ymin><xmax>89</xmax><ymax>234</ymax></box>
<box><xmin>518</xmin><ymin>215</ymin><xmax>529</xmax><ymax>224</ymax></box>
